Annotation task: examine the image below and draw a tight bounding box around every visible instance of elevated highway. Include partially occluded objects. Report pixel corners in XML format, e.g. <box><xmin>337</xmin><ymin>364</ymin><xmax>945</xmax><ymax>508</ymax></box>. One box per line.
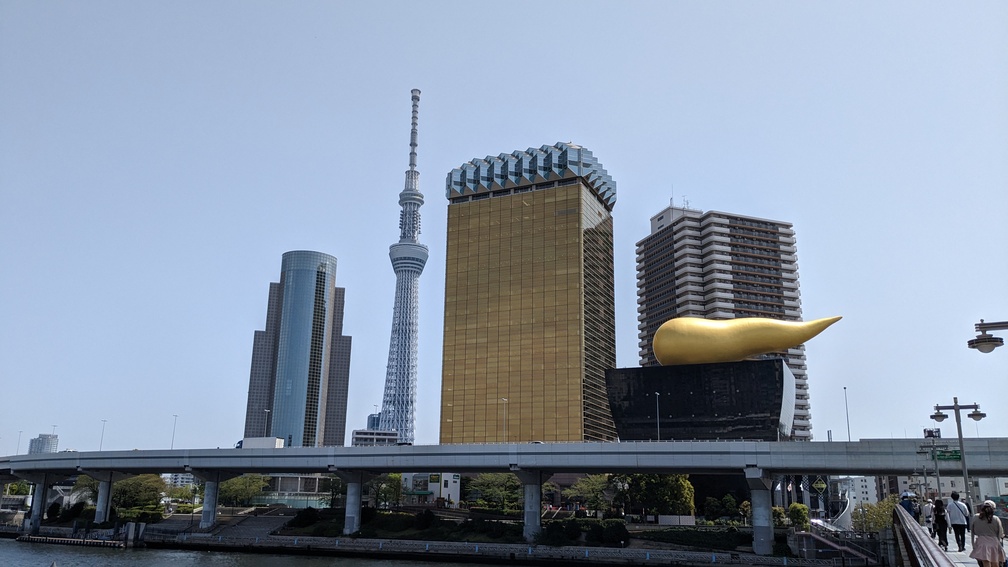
<box><xmin>3</xmin><ymin>437</ymin><xmax>1006</xmax><ymax>555</ymax></box>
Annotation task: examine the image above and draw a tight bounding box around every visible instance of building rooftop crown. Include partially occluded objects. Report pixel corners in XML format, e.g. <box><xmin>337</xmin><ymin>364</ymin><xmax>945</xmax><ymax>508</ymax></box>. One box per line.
<box><xmin>446</xmin><ymin>142</ymin><xmax>616</xmax><ymax>210</ymax></box>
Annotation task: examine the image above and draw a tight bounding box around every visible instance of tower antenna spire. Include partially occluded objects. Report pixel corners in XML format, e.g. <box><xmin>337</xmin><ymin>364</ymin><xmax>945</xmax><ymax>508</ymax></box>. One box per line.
<box><xmin>408</xmin><ymin>88</ymin><xmax>420</xmax><ymax>171</ymax></box>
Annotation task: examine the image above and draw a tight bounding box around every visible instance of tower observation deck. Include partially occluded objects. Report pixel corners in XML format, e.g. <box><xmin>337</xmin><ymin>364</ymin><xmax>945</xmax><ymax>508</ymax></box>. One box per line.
<box><xmin>379</xmin><ymin>89</ymin><xmax>427</xmax><ymax>444</ymax></box>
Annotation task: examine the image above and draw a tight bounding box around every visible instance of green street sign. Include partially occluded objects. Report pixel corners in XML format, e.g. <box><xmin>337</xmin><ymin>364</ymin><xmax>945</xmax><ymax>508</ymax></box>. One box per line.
<box><xmin>936</xmin><ymin>450</ymin><xmax>961</xmax><ymax>461</ymax></box>
<box><xmin>812</xmin><ymin>478</ymin><xmax>827</xmax><ymax>493</ymax></box>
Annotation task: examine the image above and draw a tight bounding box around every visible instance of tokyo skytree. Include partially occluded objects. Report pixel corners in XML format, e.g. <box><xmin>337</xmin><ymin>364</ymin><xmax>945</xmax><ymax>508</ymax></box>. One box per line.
<box><xmin>378</xmin><ymin>89</ymin><xmax>427</xmax><ymax>444</ymax></box>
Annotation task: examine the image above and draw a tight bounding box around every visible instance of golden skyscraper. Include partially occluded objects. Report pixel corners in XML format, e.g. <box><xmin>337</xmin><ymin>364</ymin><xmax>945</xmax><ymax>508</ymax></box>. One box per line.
<box><xmin>439</xmin><ymin>143</ymin><xmax>617</xmax><ymax>443</ymax></box>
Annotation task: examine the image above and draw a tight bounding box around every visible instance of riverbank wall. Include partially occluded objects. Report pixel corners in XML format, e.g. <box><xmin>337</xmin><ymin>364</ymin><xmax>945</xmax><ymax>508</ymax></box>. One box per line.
<box><xmin>140</xmin><ymin>532</ymin><xmax>830</xmax><ymax>567</ymax></box>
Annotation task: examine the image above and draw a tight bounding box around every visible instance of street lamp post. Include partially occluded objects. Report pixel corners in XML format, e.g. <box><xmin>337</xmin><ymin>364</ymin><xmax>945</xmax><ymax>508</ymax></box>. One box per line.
<box><xmin>967</xmin><ymin>319</ymin><xmax>1007</xmax><ymax>353</ymax></box>
<box><xmin>930</xmin><ymin>397</ymin><xmax>985</xmax><ymax>509</ymax></box>
<box><xmin>655</xmin><ymin>392</ymin><xmax>661</xmax><ymax>441</ymax></box>
<box><xmin>500</xmin><ymin>398</ymin><xmax>508</xmax><ymax>442</ymax></box>
<box><xmin>171</xmin><ymin>414</ymin><xmax>179</xmax><ymax>450</ymax></box>
<box><xmin>16</xmin><ymin>431</ymin><xmax>22</xmax><ymax>455</ymax></box>
<box><xmin>99</xmin><ymin>419</ymin><xmax>107</xmax><ymax>451</ymax></box>
<box><xmin>263</xmin><ymin>409</ymin><xmax>270</xmax><ymax>437</ymax></box>
<box><xmin>843</xmin><ymin>387</ymin><xmax>851</xmax><ymax>442</ymax></box>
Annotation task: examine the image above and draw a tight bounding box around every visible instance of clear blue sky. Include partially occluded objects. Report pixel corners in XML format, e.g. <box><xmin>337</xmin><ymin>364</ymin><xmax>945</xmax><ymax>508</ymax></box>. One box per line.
<box><xmin>2</xmin><ymin>2</ymin><xmax>1005</xmax><ymax>453</ymax></box>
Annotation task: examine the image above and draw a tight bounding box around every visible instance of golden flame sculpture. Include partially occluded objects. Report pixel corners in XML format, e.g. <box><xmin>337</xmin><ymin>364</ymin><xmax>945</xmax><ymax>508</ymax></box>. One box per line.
<box><xmin>653</xmin><ymin>316</ymin><xmax>842</xmax><ymax>366</ymax></box>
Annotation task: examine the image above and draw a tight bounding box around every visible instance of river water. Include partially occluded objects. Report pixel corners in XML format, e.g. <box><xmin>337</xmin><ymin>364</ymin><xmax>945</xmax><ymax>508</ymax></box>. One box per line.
<box><xmin>0</xmin><ymin>538</ymin><xmax>488</xmax><ymax>567</ymax></box>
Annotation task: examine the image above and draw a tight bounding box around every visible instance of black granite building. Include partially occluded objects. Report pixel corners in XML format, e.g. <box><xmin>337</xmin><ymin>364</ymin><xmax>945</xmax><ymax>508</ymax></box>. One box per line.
<box><xmin>605</xmin><ymin>359</ymin><xmax>796</xmax><ymax>442</ymax></box>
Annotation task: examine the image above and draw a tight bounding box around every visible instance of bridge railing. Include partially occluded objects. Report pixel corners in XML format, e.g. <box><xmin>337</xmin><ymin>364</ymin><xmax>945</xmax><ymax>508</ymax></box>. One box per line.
<box><xmin>893</xmin><ymin>504</ymin><xmax>953</xmax><ymax>567</ymax></box>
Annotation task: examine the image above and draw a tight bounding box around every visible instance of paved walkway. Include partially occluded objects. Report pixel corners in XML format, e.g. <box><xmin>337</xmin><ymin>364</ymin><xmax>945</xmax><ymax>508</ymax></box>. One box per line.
<box><xmin>942</xmin><ymin>538</ymin><xmax>979</xmax><ymax>567</ymax></box>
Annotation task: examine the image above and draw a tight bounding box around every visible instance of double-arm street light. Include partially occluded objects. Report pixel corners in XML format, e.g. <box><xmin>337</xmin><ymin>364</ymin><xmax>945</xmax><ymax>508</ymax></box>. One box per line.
<box><xmin>967</xmin><ymin>319</ymin><xmax>1007</xmax><ymax>353</ymax></box>
<box><xmin>930</xmin><ymin>398</ymin><xmax>985</xmax><ymax>508</ymax></box>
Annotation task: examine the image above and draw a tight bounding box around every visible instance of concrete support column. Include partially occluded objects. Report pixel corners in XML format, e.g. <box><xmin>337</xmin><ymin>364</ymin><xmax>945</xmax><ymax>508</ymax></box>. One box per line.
<box><xmin>746</xmin><ymin>467</ymin><xmax>774</xmax><ymax>556</ymax></box>
<box><xmin>28</xmin><ymin>474</ymin><xmax>48</xmax><ymax>535</ymax></box>
<box><xmin>515</xmin><ymin>470</ymin><xmax>552</xmax><ymax>542</ymax></box>
<box><xmin>335</xmin><ymin>471</ymin><xmax>370</xmax><ymax>535</ymax></box>
<box><xmin>200</xmin><ymin>479</ymin><xmax>219</xmax><ymax>529</ymax></box>
<box><xmin>95</xmin><ymin>480</ymin><xmax>112</xmax><ymax>524</ymax></box>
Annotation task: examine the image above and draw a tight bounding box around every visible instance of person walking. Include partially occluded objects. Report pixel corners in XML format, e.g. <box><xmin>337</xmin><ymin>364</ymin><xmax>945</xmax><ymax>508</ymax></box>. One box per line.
<box><xmin>933</xmin><ymin>498</ymin><xmax>949</xmax><ymax>551</ymax></box>
<box><xmin>947</xmin><ymin>492</ymin><xmax>970</xmax><ymax>552</ymax></box>
<box><xmin>922</xmin><ymin>499</ymin><xmax>935</xmax><ymax>536</ymax></box>
<box><xmin>968</xmin><ymin>500</ymin><xmax>1005</xmax><ymax>567</ymax></box>
<box><xmin>900</xmin><ymin>494</ymin><xmax>916</xmax><ymax>517</ymax></box>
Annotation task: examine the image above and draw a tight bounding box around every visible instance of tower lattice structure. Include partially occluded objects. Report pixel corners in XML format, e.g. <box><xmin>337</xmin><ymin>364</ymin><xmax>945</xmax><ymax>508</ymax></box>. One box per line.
<box><xmin>379</xmin><ymin>89</ymin><xmax>427</xmax><ymax>444</ymax></box>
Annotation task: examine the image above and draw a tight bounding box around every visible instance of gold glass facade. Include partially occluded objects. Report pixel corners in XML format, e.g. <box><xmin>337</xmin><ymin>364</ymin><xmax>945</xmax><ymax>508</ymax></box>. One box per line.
<box><xmin>439</xmin><ymin>181</ymin><xmax>616</xmax><ymax>443</ymax></box>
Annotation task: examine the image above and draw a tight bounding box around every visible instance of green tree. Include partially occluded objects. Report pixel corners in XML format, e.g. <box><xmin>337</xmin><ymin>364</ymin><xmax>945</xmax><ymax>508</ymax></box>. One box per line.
<box><xmin>72</xmin><ymin>475</ymin><xmax>99</xmax><ymax>502</ymax></box>
<box><xmin>739</xmin><ymin>500</ymin><xmax>752</xmax><ymax>523</ymax></box>
<box><xmin>318</xmin><ymin>475</ymin><xmax>346</xmax><ymax>508</ymax></box>
<box><xmin>852</xmin><ymin>494</ymin><xmax>898</xmax><ymax>532</ymax></box>
<box><xmin>787</xmin><ymin>502</ymin><xmax>810</xmax><ymax>530</ymax></box>
<box><xmin>703</xmin><ymin>496</ymin><xmax>722</xmax><ymax>518</ymax></box>
<box><xmin>111</xmin><ymin>474</ymin><xmax>165</xmax><ymax>508</ymax></box>
<box><xmin>218</xmin><ymin>474</ymin><xmax>269</xmax><ymax>506</ymax></box>
<box><xmin>367</xmin><ymin>473</ymin><xmax>402</xmax><ymax>508</ymax></box>
<box><xmin>5</xmin><ymin>480</ymin><xmax>31</xmax><ymax>496</ymax></box>
<box><xmin>164</xmin><ymin>484</ymin><xmax>193</xmax><ymax>502</ymax></box>
<box><xmin>563</xmin><ymin>474</ymin><xmax>611</xmax><ymax>514</ymax></box>
<box><xmin>469</xmin><ymin>473</ymin><xmax>521</xmax><ymax>510</ymax></box>
<box><xmin>721</xmin><ymin>494</ymin><xmax>738</xmax><ymax>517</ymax></box>
<box><xmin>614</xmin><ymin>474</ymin><xmax>694</xmax><ymax>516</ymax></box>
<box><xmin>542</xmin><ymin>480</ymin><xmax>560</xmax><ymax>506</ymax></box>
<box><xmin>771</xmin><ymin>506</ymin><xmax>787</xmax><ymax>527</ymax></box>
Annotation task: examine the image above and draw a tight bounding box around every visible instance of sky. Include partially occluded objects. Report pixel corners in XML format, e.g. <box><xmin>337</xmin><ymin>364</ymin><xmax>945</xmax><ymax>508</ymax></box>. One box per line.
<box><xmin>1</xmin><ymin>2</ymin><xmax>1006</xmax><ymax>455</ymax></box>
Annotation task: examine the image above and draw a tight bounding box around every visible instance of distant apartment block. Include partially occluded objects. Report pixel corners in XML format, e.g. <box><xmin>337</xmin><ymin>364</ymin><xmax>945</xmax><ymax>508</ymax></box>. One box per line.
<box><xmin>28</xmin><ymin>434</ymin><xmax>58</xmax><ymax>454</ymax></box>
<box><xmin>350</xmin><ymin>429</ymin><xmax>400</xmax><ymax>447</ymax></box>
<box><xmin>635</xmin><ymin>205</ymin><xmax>812</xmax><ymax>439</ymax></box>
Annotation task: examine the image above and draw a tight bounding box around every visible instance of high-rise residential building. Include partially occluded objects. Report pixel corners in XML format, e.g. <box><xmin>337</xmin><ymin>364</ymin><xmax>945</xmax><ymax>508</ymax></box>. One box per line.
<box><xmin>27</xmin><ymin>433</ymin><xmax>58</xmax><ymax>454</ymax></box>
<box><xmin>378</xmin><ymin>89</ymin><xmax>428</xmax><ymax>445</ymax></box>
<box><xmin>439</xmin><ymin>142</ymin><xmax>617</xmax><ymax>444</ymax></box>
<box><xmin>242</xmin><ymin>251</ymin><xmax>352</xmax><ymax>447</ymax></box>
<box><xmin>635</xmin><ymin>205</ymin><xmax>812</xmax><ymax>439</ymax></box>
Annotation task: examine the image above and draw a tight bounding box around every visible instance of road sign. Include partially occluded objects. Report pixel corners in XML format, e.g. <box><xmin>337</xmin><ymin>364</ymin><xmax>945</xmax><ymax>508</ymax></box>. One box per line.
<box><xmin>936</xmin><ymin>450</ymin><xmax>961</xmax><ymax>461</ymax></box>
<box><xmin>812</xmin><ymin>477</ymin><xmax>827</xmax><ymax>493</ymax></box>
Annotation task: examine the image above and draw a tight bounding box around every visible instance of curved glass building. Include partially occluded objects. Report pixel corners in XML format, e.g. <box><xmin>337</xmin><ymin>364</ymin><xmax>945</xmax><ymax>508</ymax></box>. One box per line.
<box><xmin>243</xmin><ymin>250</ymin><xmax>352</xmax><ymax>447</ymax></box>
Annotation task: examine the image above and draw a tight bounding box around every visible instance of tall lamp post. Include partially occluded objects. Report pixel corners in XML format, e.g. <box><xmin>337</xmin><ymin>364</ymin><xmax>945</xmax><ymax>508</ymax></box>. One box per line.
<box><xmin>99</xmin><ymin>419</ymin><xmax>107</xmax><ymax>451</ymax></box>
<box><xmin>843</xmin><ymin>387</ymin><xmax>851</xmax><ymax>442</ymax></box>
<box><xmin>655</xmin><ymin>392</ymin><xmax>661</xmax><ymax>441</ymax></box>
<box><xmin>263</xmin><ymin>409</ymin><xmax>270</xmax><ymax>437</ymax></box>
<box><xmin>171</xmin><ymin>414</ymin><xmax>178</xmax><ymax>450</ymax></box>
<box><xmin>930</xmin><ymin>398</ymin><xmax>985</xmax><ymax>509</ymax></box>
<box><xmin>500</xmin><ymin>398</ymin><xmax>508</xmax><ymax>442</ymax></box>
<box><xmin>967</xmin><ymin>319</ymin><xmax>1007</xmax><ymax>353</ymax></box>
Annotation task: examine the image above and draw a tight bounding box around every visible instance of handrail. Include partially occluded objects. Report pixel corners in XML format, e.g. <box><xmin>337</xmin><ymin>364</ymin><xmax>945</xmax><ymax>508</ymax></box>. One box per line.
<box><xmin>893</xmin><ymin>504</ymin><xmax>954</xmax><ymax>567</ymax></box>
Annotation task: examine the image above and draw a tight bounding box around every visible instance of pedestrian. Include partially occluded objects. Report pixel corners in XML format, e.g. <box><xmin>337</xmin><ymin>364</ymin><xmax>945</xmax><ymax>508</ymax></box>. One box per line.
<box><xmin>900</xmin><ymin>494</ymin><xmax>916</xmax><ymax>516</ymax></box>
<box><xmin>933</xmin><ymin>498</ymin><xmax>949</xmax><ymax>551</ymax></box>
<box><xmin>923</xmin><ymin>499</ymin><xmax>935</xmax><ymax>536</ymax></box>
<box><xmin>947</xmin><ymin>492</ymin><xmax>971</xmax><ymax>552</ymax></box>
<box><xmin>968</xmin><ymin>500</ymin><xmax>1005</xmax><ymax>567</ymax></box>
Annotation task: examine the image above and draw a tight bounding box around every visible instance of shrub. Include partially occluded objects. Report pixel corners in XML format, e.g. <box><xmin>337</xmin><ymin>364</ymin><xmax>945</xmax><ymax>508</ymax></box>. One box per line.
<box><xmin>414</xmin><ymin>509</ymin><xmax>439</xmax><ymax>530</ymax></box>
<box><xmin>46</xmin><ymin>502</ymin><xmax>62</xmax><ymax>522</ymax></box>
<box><xmin>563</xmin><ymin>518</ymin><xmax>582</xmax><ymax>540</ymax></box>
<box><xmin>536</xmin><ymin>521</ymin><xmax>569</xmax><ymax>546</ymax></box>
<box><xmin>601</xmin><ymin>520</ymin><xmax>629</xmax><ymax>546</ymax></box>
<box><xmin>58</xmin><ymin>501</ymin><xmax>87</xmax><ymax>523</ymax></box>
<box><xmin>288</xmin><ymin>507</ymin><xmax>320</xmax><ymax>528</ymax></box>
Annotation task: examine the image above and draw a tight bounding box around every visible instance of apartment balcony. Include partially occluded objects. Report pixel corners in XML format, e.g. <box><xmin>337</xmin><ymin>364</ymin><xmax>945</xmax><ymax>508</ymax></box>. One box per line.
<box><xmin>674</xmin><ymin>265</ymin><xmax>702</xmax><ymax>279</ymax></box>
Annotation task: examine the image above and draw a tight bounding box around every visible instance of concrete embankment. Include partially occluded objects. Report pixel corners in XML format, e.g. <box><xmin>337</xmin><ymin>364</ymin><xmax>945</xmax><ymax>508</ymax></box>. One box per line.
<box><xmin>141</xmin><ymin>533</ymin><xmax>791</xmax><ymax>567</ymax></box>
